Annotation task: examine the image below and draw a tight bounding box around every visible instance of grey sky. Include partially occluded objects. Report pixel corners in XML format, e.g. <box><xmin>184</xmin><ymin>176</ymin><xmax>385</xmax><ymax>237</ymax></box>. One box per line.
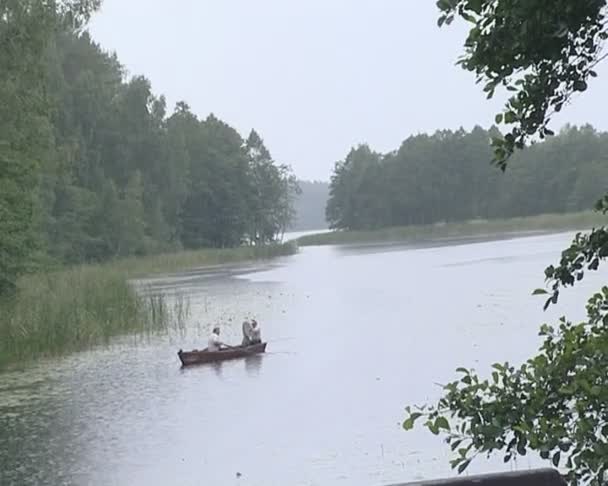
<box><xmin>89</xmin><ymin>1</ymin><xmax>608</xmax><ymax>181</ymax></box>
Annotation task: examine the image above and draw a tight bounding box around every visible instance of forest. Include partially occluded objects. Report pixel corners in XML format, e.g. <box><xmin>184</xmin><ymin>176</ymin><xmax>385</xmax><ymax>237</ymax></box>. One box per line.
<box><xmin>1</xmin><ymin>10</ymin><xmax>298</xmax><ymax>295</ymax></box>
<box><xmin>327</xmin><ymin>125</ymin><xmax>608</xmax><ymax>230</ymax></box>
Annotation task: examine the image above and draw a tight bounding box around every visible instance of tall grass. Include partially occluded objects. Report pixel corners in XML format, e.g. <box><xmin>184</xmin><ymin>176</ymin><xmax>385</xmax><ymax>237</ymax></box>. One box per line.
<box><xmin>297</xmin><ymin>211</ymin><xmax>607</xmax><ymax>246</ymax></box>
<box><xmin>0</xmin><ymin>266</ymin><xmax>166</xmax><ymax>368</ymax></box>
<box><xmin>0</xmin><ymin>242</ymin><xmax>296</xmax><ymax>369</ymax></box>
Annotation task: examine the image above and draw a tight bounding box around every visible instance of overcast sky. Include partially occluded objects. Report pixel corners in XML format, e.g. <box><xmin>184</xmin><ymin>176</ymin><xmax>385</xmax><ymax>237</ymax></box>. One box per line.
<box><xmin>89</xmin><ymin>0</ymin><xmax>608</xmax><ymax>181</ymax></box>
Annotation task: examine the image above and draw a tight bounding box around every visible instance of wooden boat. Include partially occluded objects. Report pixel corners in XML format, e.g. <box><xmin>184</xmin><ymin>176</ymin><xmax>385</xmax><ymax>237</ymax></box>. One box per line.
<box><xmin>178</xmin><ymin>342</ymin><xmax>267</xmax><ymax>366</ymax></box>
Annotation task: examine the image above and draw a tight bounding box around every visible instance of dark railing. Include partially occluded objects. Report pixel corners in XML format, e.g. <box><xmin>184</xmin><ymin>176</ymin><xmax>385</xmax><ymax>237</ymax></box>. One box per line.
<box><xmin>388</xmin><ymin>469</ymin><xmax>566</xmax><ymax>486</ymax></box>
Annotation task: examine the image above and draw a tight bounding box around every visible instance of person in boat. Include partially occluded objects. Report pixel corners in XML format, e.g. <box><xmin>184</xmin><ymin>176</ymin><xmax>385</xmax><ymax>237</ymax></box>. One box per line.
<box><xmin>242</xmin><ymin>319</ymin><xmax>262</xmax><ymax>346</ymax></box>
<box><xmin>208</xmin><ymin>326</ymin><xmax>226</xmax><ymax>352</ymax></box>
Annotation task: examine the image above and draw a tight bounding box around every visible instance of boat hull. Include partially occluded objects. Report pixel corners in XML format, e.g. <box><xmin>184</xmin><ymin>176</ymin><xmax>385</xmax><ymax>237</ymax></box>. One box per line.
<box><xmin>178</xmin><ymin>342</ymin><xmax>267</xmax><ymax>366</ymax></box>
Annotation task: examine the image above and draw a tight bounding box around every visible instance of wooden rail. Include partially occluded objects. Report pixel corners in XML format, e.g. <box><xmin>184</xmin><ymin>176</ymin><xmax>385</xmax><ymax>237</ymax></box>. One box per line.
<box><xmin>388</xmin><ymin>469</ymin><xmax>566</xmax><ymax>486</ymax></box>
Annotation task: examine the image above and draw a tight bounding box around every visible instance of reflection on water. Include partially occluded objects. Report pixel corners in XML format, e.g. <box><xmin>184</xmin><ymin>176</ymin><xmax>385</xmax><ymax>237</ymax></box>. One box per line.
<box><xmin>0</xmin><ymin>231</ymin><xmax>604</xmax><ymax>486</ymax></box>
<box><xmin>244</xmin><ymin>355</ymin><xmax>264</xmax><ymax>377</ymax></box>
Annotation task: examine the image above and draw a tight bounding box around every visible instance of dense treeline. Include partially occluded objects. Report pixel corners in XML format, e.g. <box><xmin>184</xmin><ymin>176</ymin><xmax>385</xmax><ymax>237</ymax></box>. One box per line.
<box><xmin>327</xmin><ymin>125</ymin><xmax>608</xmax><ymax>230</ymax></box>
<box><xmin>292</xmin><ymin>181</ymin><xmax>329</xmax><ymax>231</ymax></box>
<box><xmin>1</xmin><ymin>5</ymin><xmax>297</xmax><ymax>293</ymax></box>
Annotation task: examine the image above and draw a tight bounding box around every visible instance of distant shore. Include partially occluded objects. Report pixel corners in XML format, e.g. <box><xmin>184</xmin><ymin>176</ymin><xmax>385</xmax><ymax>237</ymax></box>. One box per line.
<box><xmin>297</xmin><ymin>211</ymin><xmax>605</xmax><ymax>247</ymax></box>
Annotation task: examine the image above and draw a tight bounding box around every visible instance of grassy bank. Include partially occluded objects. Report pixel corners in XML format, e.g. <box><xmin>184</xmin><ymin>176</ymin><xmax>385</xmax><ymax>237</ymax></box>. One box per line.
<box><xmin>297</xmin><ymin>211</ymin><xmax>606</xmax><ymax>246</ymax></box>
<box><xmin>118</xmin><ymin>241</ymin><xmax>298</xmax><ymax>277</ymax></box>
<box><xmin>0</xmin><ymin>242</ymin><xmax>297</xmax><ymax>369</ymax></box>
<box><xmin>0</xmin><ymin>266</ymin><xmax>169</xmax><ymax>368</ymax></box>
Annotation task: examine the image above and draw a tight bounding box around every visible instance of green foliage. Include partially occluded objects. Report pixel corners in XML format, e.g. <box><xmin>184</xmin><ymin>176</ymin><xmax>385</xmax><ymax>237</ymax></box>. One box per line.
<box><xmin>0</xmin><ymin>4</ymin><xmax>298</xmax><ymax>296</ymax></box>
<box><xmin>0</xmin><ymin>0</ymin><xmax>105</xmax><ymax>293</ymax></box>
<box><xmin>0</xmin><ymin>1</ymin><xmax>54</xmax><ymax>293</ymax></box>
<box><xmin>543</xmin><ymin>227</ymin><xmax>608</xmax><ymax>310</ymax></box>
<box><xmin>437</xmin><ymin>0</ymin><xmax>608</xmax><ymax>168</ymax></box>
<box><xmin>327</xmin><ymin>126</ymin><xmax>608</xmax><ymax>231</ymax></box>
<box><xmin>327</xmin><ymin>145</ymin><xmax>384</xmax><ymax>230</ymax></box>
<box><xmin>246</xmin><ymin>130</ymin><xmax>300</xmax><ymax>243</ymax></box>
<box><xmin>404</xmin><ymin>287</ymin><xmax>608</xmax><ymax>484</ymax></box>
<box><xmin>403</xmin><ymin>2</ymin><xmax>608</xmax><ymax>484</ymax></box>
<box><xmin>0</xmin><ymin>241</ymin><xmax>296</xmax><ymax>368</ymax></box>
<box><xmin>0</xmin><ymin>265</ymin><xmax>177</xmax><ymax>368</ymax></box>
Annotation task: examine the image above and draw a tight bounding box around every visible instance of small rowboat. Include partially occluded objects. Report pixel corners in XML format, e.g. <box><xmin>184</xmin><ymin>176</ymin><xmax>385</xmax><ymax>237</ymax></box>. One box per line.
<box><xmin>178</xmin><ymin>342</ymin><xmax>267</xmax><ymax>366</ymax></box>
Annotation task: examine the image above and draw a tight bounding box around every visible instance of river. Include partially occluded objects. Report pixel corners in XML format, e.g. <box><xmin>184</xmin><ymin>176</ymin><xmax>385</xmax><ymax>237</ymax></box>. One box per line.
<box><xmin>0</xmin><ymin>231</ymin><xmax>604</xmax><ymax>486</ymax></box>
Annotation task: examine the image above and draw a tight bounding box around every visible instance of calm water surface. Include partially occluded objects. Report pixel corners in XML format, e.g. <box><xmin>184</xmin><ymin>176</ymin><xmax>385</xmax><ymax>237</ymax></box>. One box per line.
<box><xmin>1</xmin><ymin>232</ymin><xmax>604</xmax><ymax>486</ymax></box>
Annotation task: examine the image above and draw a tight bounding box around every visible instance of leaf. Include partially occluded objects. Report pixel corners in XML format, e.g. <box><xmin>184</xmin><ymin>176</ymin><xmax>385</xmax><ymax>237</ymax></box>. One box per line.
<box><xmin>552</xmin><ymin>451</ymin><xmax>561</xmax><ymax>467</ymax></box>
<box><xmin>403</xmin><ymin>412</ymin><xmax>423</xmax><ymax>430</ymax></box>
<box><xmin>495</xmin><ymin>113</ymin><xmax>503</xmax><ymax>124</ymax></box>
<box><xmin>532</xmin><ymin>288</ymin><xmax>548</xmax><ymax>295</ymax></box>
<box><xmin>589</xmin><ymin>258</ymin><xmax>599</xmax><ymax>271</ymax></box>
<box><xmin>457</xmin><ymin>459</ymin><xmax>472</xmax><ymax>474</ymax></box>
<box><xmin>517</xmin><ymin>442</ymin><xmax>527</xmax><ymax>456</ymax></box>
<box><xmin>467</xmin><ymin>0</ymin><xmax>483</xmax><ymax>14</ymax></box>
<box><xmin>436</xmin><ymin>0</ymin><xmax>452</xmax><ymax>11</ymax></box>
<box><xmin>428</xmin><ymin>422</ymin><xmax>440</xmax><ymax>435</ymax></box>
<box><xmin>573</xmin><ymin>80</ymin><xmax>588</xmax><ymax>92</ymax></box>
<box><xmin>435</xmin><ymin>416</ymin><xmax>450</xmax><ymax>431</ymax></box>
<box><xmin>504</xmin><ymin>111</ymin><xmax>517</xmax><ymax>124</ymax></box>
<box><xmin>450</xmin><ymin>439</ymin><xmax>464</xmax><ymax>451</ymax></box>
<box><xmin>403</xmin><ymin>417</ymin><xmax>415</xmax><ymax>430</ymax></box>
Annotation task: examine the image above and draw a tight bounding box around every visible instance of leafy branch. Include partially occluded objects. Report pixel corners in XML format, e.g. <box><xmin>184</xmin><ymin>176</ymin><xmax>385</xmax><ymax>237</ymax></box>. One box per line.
<box><xmin>405</xmin><ymin>286</ymin><xmax>608</xmax><ymax>483</ymax></box>
<box><xmin>437</xmin><ymin>0</ymin><xmax>608</xmax><ymax>169</ymax></box>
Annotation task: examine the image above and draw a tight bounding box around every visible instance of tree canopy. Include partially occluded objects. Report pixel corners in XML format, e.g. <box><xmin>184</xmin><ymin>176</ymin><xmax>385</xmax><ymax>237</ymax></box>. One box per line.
<box><xmin>437</xmin><ymin>0</ymin><xmax>607</xmax><ymax>169</ymax></box>
<box><xmin>0</xmin><ymin>4</ymin><xmax>298</xmax><ymax>293</ymax></box>
<box><xmin>327</xmin><ymin>125</ymin><xmax>608</xmax><ymax>231</ymax></box>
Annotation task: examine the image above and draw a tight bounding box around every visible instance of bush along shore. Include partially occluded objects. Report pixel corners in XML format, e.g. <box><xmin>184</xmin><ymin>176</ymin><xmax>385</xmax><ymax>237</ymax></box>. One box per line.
<box><xmin>297</xmin><ymin>211</ymin><xmax>606</xmax><ymax>246</ymax></box>
<box><xmin>0</xmin><ymin>242</ymin><xmax>297</xmax><ymax>369</ymax></box>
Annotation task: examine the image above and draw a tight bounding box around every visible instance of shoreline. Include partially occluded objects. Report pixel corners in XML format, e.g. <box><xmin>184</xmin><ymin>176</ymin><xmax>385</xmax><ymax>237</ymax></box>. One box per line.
<box><xmin>0</xmin><ymin>242</ymin><xmax>297</xmax><ymax>369</ymax></box>
<box><xmin>113</xmin><ymin>241</ymin><xmax>298</xmax><ymax>279</ymax></box>
<box><xmin>296</xmin><ymin>212</ymin><xmax>606</xmax><ymax>247</ymax></box>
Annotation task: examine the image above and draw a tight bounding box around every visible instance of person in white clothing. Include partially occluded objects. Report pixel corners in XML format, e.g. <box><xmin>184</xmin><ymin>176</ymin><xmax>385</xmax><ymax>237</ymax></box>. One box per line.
<box><xmin>242</xmin><ymin>319</ymin><xmax>262</xmax><ymax>346</ymax></box>
<box><xmin>241</xmin><ymin>320</ymin><xmax>253</xmax><ymax>346</ymax></box>
<box><xmin>250</xmin><ymin>319</ymin><xmax>261</xmax><ymax>344</ymax></box>
<box><xmin>208</xmin><ymin>326</ymin><xmax>225</xmax><ymax>352</ymax></box>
